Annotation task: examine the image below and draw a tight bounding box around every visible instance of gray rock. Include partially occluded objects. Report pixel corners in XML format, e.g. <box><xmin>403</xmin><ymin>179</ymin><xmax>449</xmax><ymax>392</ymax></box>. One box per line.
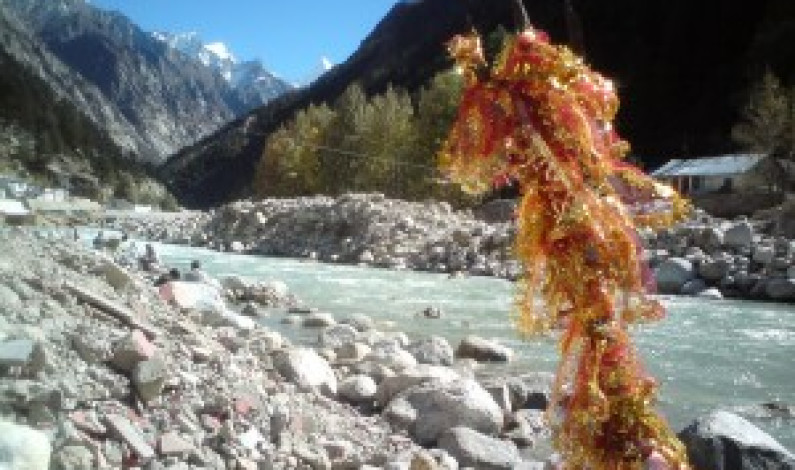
<box><xmin>302</xmin><ymin>312</ymin><xmax>337</xmax><ymax>328</ymax></box>
<box><xmin>681</xmin><ymin>278</ymin><xmax>708</xmax><ymax>296</ymax></box>
<box><xmin>384</xmin><ymin>379</ymin><xmax>503</xmax><ymax>445</ymax></box>
<box><xmin>407</xmin><ymin>336</ymin><xmax>454</xmax><ymax>366</ymax></box>
<box><xmin>71</xmin><ymin>334</ymin><xmax>110</xmax><ymax>364</ymax></box>
<box><xmin>455</xmin><ymin>336</ymin><xmax>512</xmax><ymax>363</ymax></box>
<box><xmin>338</xmin><ymin>375</ymin><xmax>377</xmax><ymax>403</ymax></box>
<box><xmin>698</xmin><ymin>287</ymin><xmax>724</xmax><ymax>300</ymax></box>
<box><xmin>132</xmin><ymin>355</ymin><xmax>167</xmax><ymax>402</ymax></box>
<box><xmin>111</xmin><ymin>330</ymin><xmax>155</xmax><ymax>373</ymax></box>
<box><xmin>724</xmin><ymin>222</ymin><xmax>754</xmax><ymax>249</ymax></box>
<box><xmin>696</xmin><ymin>226</ymin><xmax>725</xmax><ymax>251</ymax></box>
<box><xmin>0</xmin><ymin>284</ymin><xmax>22</xmax><ymax>308</ymax></box>
<box><xmin>654</xmin><ymin>258</ymin><xmax>696</xmax><ymax>294</ymax></box>
<box><xmin>437</xmin><ymin>427</ymin><xmax>521</xmax><ymax>469</ymax></box>
<box><xmin>52</xmin><ymin>445</ymin><xmax>94</xmax><ymax>470</ymax></box>
<box><xmin>483</xmin><ymin>382</ymin><xmax>512</xmax><ymax>414</ymax></box>
<box><xmin>366</xmin><ymin>341</ymin><xmax>418</xmax><ymax>371</ymax></box>
<box><xmin>318</xmin><ymin>324</ymin><xmax>358</xmax><ymax>349</ymax></box>
<box><xmin>505</xmin><ymin>373</ymin><xmax>553</xmax><ymax>411</ymax></box>
<box><xmin>339</xmin><ymin>314</ymin><xmax>375</xmax><ymax>332</ymax></box>
<box><xmin>752</xmin><ymin>245</ymin><xmax>775</xmax><ymax>265</ymax></box>
<box><xmin>105</xmin><ymin>414</ymin><xmax>155</xmax><ymax>463</ymax></box>
<box><xmin>274</xmin><ymin>348</ymin><xmax>337</xmax><ymax>395</ymax></box>
<box><xmin>376</xmin><ymin>365</ymin><xmax>460</xmax><ymax>406</ymax></box>
<box><xmin>678</xmin><ymin>411</ymin><xmax>795</xmax><ymax>470</ymax></box>
<box><xmin>699</xmin><ymin>258</ymin><xmax>732</xmax><ymax>282</ymax></box>
<box><xmin>0</xmin><ymin>420</ymin><xmax>51</xmax><ymax>469</ymax></box>
<box><xmin>0</xmin><ymin>339</ymin><xmax>45</xmax><ymax>374</ymax></box>
<box><xmin>335</xmin><ymin>342</ymin><xmax>371</xmax><ymax>362</ymax></box>
<box><xmin>765</xmin><ymin>278</ymin><xmax>795</xmax><ymax>301</ymax></box>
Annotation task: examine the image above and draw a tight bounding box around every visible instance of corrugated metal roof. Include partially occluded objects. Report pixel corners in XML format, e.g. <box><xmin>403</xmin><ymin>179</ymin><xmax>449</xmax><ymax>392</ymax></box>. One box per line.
<box><xmin>651</xmin><ymin>153</ymin><xmax>766</xmax><ymax>177</ymax></box>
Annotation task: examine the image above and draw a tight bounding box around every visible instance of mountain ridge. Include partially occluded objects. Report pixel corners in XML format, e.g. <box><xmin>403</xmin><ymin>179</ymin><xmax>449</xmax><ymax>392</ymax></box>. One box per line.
<box><xmin>160</xmin><ymin>0</ymin><xmax>794</xmax><ymax>209</ymax></box>
<box><xmin>0</xmin><ymin>0</ymin><xmax>290</xmax><ymax>163</ymax></box>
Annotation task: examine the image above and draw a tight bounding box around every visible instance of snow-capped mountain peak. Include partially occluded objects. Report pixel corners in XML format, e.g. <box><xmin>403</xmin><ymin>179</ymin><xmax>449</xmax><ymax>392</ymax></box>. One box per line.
<box><xmin>204</xmin><ymin>42</ymin><xmax>236</xmax><ymax>64</ymax></box>
<box><xmin>152</xmin><ymin>31</ymin><xmax>293</xmax><ymax>106</ymax></box>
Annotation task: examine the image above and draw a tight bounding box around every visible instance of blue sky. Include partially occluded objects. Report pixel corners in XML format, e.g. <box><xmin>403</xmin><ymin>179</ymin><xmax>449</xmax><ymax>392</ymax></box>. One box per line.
<box><xmin>90</xmin><ymin>0</ymin><xmax>398</xmax><ymax>84</ymax></box>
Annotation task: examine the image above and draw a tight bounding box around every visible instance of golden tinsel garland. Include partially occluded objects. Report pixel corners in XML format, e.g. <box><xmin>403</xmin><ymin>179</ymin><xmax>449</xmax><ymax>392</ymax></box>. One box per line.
<box><xmin>441</xmin><ymin>28</ymin><xmax>691</xmax><ymax>469</ymax></box>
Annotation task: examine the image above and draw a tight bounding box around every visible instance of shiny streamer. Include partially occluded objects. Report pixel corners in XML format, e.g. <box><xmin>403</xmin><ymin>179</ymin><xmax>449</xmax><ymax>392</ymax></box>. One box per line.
<box><xmin>441</xmin><ymin>28</ymin><xmax>691</xmax><ymax>469</ymax></box>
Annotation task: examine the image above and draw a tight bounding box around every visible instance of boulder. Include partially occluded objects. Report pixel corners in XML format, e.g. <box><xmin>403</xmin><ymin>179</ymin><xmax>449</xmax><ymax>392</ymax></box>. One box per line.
<box><xmin>384</xmin><ymin>378</ymin><xmax>503</xmax><ymax>445</ymax></box>
<box><xmin>698</xmin><ymin>258</ymin><xmax>732</xmax><ymax>282</ymax></box>
<box><xmin>319</xmin><ymin>324</ymin><xmax>359</xmax><ymax>349</ymax></box>
<box><xmin>200</xmin><ymin>303</ymin><xmax>256</xmax><ymax>330</ymax></box>
<box><xmin>220</xmin><ymin>275</ymin><xmax>249</xmax><ymax>292</ymax></box>
<box><xmin>0</xmin><ymin>339</ymin><xmax>45</xmax><ymax>375</ymax></box>
<box><xmin>724</xmin><ymin>222</ymin><xmax>754</xmax><ymax>249</ymax></box>
<box><xmin>365</xmin><ymin>341</ymin><xmax>418</xmax><ymax>371</ymax></box>
<box><xmin>301</xmin><ymin>312</ymin><xmax>337</xmax><ymax>328</ymax></box>
<box><xmin>765</xmin><ymin>278</ymin><xmax>795</xmax><ymax>301</ymax></box>
<box><xmin>678</xmin><ymin>411</ymin><xmax>795</xmax><ymax>470</ymax></box>
<box><xmin>695</xmin><ymin>226</ymin><xmax>725</xmax><ymax>251</ymax></box>
<box><xmin>437</xmin><ymin>427</ymin><xmax>521</xmax><ymax>470</ymax></box>
<box><xmin>697</xmin><ymin>288</ymin><xmax>724</xmax><ymax>300</ymax></box>
<box><xmin>681</xmin><ymin>278</ymin><xmax>708</xmax><ymax>296</ymax></box>
<box><xmin>339</xmin><ymin>314</ymin><xmax>375</xmax><ymax>332</ymax></box>
<box><xmin>455</xmin><ymin>336</ymin><xmax>512</xmax><ymax>362</ymax></box>
<box><xmin>338</xmin><ymin>375</ymin><xmax>377</xmax><ymax>404</ymax></box>
<box><xmin>274</xmin><ymin>348</ymin><xmax>337</xmax><ymax>396</ymax></box>
<box><xmin>407</xmin><ymin>336</ymin><xmax>454</xmax><ymax>366</ymax></box>
<box><xmin>505</xmin><ymin>373</ymin><xmax>554</xmax><ymax>411</ymax></box>
<box><xmin>97</xmin><ymin>261</ymin><xmax>136</xmax><ymax>291</ymax></box>
<box><xmin>132</xmin><ymin>355</ymin><xmax>167</xmax><ymax>402</ymax></box>
<box><xmin>335</xmin><ymin>342</ymin><xmax>371</xmax><ymax>362</ymax></box>
<box><xmin>752</xmin><ymin>245</ymin><xmax>775</xmax><ymax>265</ymax></box>
<box><xmin>376</xmin><ymin>365</ymin><xmax>460</xmax><ymax>406</ymax></box>
<box><xmin>111</xmin><ymin>330</ymin><xmax>155</xmax><ymax>373</ymax></box>
<box><xmin>0</xmin><ymin>284</ymin><xmax>22</xmax><ymax>308</ymax></box>
<box><xmin>654</xmin><ymin>258</ymin><xmax>696</xmax><ymax>294</ymax></box>
<box><xmin>52</xmin><ymin>445</ymin><xmax>94</xmax><ymax>469</ymax></box>
<box><xmin>0</xmin><ymin>420</ymin><xmax>51</xmax><ymax>469</ymax></box>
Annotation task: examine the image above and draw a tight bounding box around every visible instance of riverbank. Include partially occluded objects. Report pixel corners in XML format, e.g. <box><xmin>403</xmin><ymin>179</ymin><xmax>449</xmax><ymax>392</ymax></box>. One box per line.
<box><xmin>0</xmin><ymin>227</ymin><xmax>555</xmax><ymax>468</ymax></box>
<box><xmin>2</xmin><ymin>227</ymin><xmax>793</xmax><ymax>469</ymax></box>
<box><xmin>110</xmin><ymin>193</ymin><xmax>794</xmax><ymax>303</ymax></box>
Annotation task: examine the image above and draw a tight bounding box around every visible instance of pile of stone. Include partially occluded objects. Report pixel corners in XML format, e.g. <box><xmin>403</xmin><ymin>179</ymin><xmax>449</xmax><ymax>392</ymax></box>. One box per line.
<box><xmin>140</xmin><ymin>194</ymin><xmax>521</xmax><ymax>280</ymax></box>
<box><xmin>0</xmin><ymin>228</ymin><xmax>554</xmax><ymax>469</ymax></box>
<box><xmin>2</xmin><ymin>228</ymin><xmax>793</xmax><ymax>469</ymax></box>
<box><xmin>644</xmin><ymin>211</ymin><xmax>795</xmax><ymax>301</ymax></box>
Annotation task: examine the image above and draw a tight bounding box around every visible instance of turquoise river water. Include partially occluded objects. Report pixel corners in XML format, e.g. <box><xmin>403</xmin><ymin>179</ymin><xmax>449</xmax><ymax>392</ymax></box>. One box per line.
<box><xmin>139</xmin><ymin>240</ymin><xmax>795</xmax><ymax>451</ymax></box>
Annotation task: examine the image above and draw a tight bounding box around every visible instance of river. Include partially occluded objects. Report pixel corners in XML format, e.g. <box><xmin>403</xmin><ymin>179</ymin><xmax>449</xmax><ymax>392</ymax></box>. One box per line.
<box><xmin>76</xmin><ymin>230</ymin><xmax>793</xmax><ymax>451</ymax></box>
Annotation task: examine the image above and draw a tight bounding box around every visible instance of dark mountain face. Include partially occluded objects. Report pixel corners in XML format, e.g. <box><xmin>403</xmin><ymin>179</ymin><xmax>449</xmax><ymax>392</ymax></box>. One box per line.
<box><xmin>0</xmin><ymin>0</ymin><xmax>288</xmax><ymax>163</ymax></box>
<box><xmin>160</xmin><ymin>0</ymin><xmax>794</xmax><ymax>209</ymax></box>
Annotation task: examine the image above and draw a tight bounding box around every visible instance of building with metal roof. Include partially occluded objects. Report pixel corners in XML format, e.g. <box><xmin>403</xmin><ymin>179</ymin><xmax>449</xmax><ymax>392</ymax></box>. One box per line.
<box><xmin>650</xmin><ymin>153</ymin><xmax>773</xmax><ymax>195</ymax></box>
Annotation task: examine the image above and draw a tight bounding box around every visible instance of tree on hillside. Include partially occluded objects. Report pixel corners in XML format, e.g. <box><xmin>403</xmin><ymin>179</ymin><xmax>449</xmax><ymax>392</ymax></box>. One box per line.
<box><xmin>732</xmin><ymin>69</ymin><xmax>790</xmax><ymax>155</ymax></box>
<box><xmin>731</xmin><ymin>69</ymin><xmax>795</xmax><ymax>189</ymax></box>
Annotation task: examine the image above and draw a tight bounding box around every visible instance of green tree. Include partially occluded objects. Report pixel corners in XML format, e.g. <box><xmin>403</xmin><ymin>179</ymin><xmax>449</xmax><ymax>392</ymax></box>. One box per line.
<box><xmin>732</xmin><ymin>69</ymin><xmax>789</xmax><ymax>154</ymax></box>
<box><xmin>732</xmin><ymin>69</ymin><xmax>794</xmax><ymax>188</ymax></box>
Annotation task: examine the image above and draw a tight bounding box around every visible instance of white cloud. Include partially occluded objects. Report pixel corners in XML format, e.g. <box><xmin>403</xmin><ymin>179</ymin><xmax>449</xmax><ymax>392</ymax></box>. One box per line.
<box><xmin>321</xmin><ymin>56</ymin><xmax>334</xmax><ymax>71</ymax></box>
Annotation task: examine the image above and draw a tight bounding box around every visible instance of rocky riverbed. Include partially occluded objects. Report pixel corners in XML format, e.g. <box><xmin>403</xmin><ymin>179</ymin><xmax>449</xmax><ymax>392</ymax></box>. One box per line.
<box><xmin>1</xmin><ymin>227</ymin><xmax>793</xmax><ymax>469</ymax></box>
<box><xmin>114</xmin><ymin>193</ymin><xmax>795</xmax><ymax>303</ymax></box>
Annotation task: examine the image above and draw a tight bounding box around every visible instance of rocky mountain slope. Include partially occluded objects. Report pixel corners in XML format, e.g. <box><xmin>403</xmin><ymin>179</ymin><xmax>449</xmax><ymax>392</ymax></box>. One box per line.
<box><xmin>0</xmin><ymin>0</ymin><xmax>289</xmax><ymax>163</ymax></box>
<box><xmin>160</xmin><ymin>0</ymin><xmax>795</xmax><ymax>208</ymax></box>
<box><xmin>152</xmin><ymin>31</ymin><xmax>292</xmax><ymax>109</ymax></box>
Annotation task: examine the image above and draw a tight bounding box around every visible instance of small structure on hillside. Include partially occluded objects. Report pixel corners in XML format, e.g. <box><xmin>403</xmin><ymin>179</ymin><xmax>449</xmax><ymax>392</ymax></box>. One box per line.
<box><xmin>651</xmin><ymin>153</ymin><xmax>775</xmax><ymax>195</ymax></box>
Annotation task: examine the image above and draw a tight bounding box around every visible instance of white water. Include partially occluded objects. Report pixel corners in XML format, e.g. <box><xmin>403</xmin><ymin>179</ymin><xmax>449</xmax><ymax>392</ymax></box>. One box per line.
<box><xmin>130</xmin><ymin>238</ymin><xmax>795</xmax><ymax>451</ymax></box>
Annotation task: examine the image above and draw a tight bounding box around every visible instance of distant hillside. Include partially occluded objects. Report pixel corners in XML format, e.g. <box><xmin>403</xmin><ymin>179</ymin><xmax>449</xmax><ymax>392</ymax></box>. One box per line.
<box><xmin>159</xmin><ymin>0</ymin><xmax>795</xmax><ymax>208</ymax></box>
<box><xmin>0</xmin><ymin>0</ymin><xmax>290</xmax><ymax>163</ymax></box>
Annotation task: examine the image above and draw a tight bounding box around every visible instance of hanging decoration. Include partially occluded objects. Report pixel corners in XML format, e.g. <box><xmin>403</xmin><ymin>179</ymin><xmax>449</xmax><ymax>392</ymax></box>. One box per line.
<box><xmin>441</xmin><ymin>21</ymin><xmax>691</xmax><ymax>470</ymax></box>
